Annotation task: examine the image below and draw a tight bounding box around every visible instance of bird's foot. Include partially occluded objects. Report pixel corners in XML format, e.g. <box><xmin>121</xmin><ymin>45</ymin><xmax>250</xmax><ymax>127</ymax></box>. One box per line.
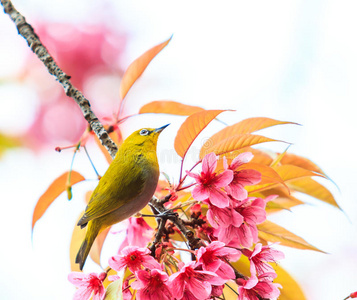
<box><xmin>140</xmin><ymin>210</ymin><xmax>178</xmax><ymax>220</ymax></box>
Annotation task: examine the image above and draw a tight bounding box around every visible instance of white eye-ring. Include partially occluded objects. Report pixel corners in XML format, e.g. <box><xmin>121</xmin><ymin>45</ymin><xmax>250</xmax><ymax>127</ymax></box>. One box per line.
<box><xmin>139</xmin><ymin>129</ymin><xmax>149</xmax><ymax>136</ymax></box>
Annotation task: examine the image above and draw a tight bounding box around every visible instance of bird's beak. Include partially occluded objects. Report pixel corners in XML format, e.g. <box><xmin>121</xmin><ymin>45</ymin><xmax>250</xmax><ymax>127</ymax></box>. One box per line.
<box><xmin>154</xmin><ymin>124</ymin><xmax>170</xmax><ymax>133</ymax></box>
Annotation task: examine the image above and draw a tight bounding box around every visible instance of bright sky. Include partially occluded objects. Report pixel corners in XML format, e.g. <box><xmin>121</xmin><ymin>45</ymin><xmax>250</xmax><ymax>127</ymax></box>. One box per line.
<box><xmin>1</xmin><ymin>1</ymin><xmax>357</xmax><ymax>299</ymax></box>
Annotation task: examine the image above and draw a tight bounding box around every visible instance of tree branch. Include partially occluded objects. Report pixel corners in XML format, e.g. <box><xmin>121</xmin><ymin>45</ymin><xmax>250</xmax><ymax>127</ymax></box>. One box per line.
<box><xmin>0</xmin><ymin>0</ymin><xmax>118</xmax><ymax>159</ymax></box>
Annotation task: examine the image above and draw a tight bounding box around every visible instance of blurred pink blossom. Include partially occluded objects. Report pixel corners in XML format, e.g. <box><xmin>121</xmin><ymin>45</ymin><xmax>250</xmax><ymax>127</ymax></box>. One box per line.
<box><xmin>68</xmin><ymin>271</ymin><xmax>106</xmax><ymax>300</ymax></box>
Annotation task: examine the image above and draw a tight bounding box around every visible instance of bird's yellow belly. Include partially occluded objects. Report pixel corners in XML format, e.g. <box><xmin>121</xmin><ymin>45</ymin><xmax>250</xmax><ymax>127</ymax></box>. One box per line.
<box><xmin>98</xmin><ymin>171</ymin><xmax>158</xmax><ymax>228</ymax></box>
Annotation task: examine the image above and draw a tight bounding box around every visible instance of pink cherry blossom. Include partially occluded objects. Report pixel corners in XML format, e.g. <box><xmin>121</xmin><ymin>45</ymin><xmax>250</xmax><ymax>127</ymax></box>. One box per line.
<box><xmin>243</xmin><ymin>243</ymin><xmax>285</xmax><ymax>276</ymax></box>
<box><xmin>187</xmin><ymin>153</ymin><xmax>233</xmax><ymax>208</ymax></box>
<box><xmin>224</xmin><ymin>153</ymin><xmax>261</xmax><ymax>200</ymax></box>
<box><xmin>235</xmin><ymin>197</ymin><xmax>267</xmax><ymax>226</ymax></box>
<box><xmin>131</xmin><ymin>269</ymin><xmax>172</xmax><ymax>300</ymax></box>
<box><xmin>237</xmin><ymin>273</ymin><xmax>281</xmax><ymax>300</ymax></box>
<box><xmin>211</xmin><ymin>285</ymin><xmax>224</xmax><ymax>298</ymax></box>
<box><xmin>169</xmin><ymin>261</ymin><xmax>225</xmax><ymax>300</ymax></box>
<box><xmin>68</xmin><ymin>272</ymin><xmax>106</xmax><ymax>300</ymax></box>
<box><xmin>196</xmin><ymin>241</ymin><xmax>241</xmax><ymax>281</ymax></box>
<box><xmin>118</xmin><ymin>217</ymin><xmax>153</xmax><ymax>252</ymax></box>
<box><xmin>213</xmin><ymin>197</ymin><xmax>268</xmax><ymax>248</ymax></box>
<box><xmin>351</xmin><ymin>291</ymin><xmax>357</xmax><ymax>298</ymax></box>
<box><xmin>109</xmin><ymin>246</ymin><xmax>161</xmax><ymax>273</ymax></box>
<box><xmin>206</xmin><ymin>204</ymin><xmax>243</xmax><ymax>229</ymax></box>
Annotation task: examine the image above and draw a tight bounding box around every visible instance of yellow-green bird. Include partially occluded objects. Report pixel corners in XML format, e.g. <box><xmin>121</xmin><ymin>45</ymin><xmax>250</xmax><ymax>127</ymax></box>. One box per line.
<box><xmin>76</xmin><ymin>124</ymin><xmax>169</xmax><ymax>270</ymax></box>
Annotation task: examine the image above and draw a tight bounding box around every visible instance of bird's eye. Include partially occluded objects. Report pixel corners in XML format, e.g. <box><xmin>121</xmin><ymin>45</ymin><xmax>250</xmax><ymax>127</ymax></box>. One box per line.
<box><xmin>139</xmin><ymin>129</ymin><xmax>149</xmax><ymax>136</ymax></box>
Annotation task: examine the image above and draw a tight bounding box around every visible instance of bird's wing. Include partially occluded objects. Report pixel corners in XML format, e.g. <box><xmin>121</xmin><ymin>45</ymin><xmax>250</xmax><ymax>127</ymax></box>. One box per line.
<box><xmin>77</xmin><ymin>166</ymin><xmax>146</xmax><ymax>227</ymax></box>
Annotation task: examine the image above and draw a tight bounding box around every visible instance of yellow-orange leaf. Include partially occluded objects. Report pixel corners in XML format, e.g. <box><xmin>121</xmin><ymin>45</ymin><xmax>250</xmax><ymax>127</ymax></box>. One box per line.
<box><xmin>90</xmin><ymin>227</ymin><xmax>111</xmax><ymax>267</ymax></box>
<box><xmin>119</xmin><ymin>37</ymin><xmax>172</xmax><ymax>100</ymax></box>
<box><xmin>247</xmin><ymin>164</ymin><xmax>324</xmax><ymax>194</ymax></box>
<box><xmin>280</xmin><ymin>153</ymin><xmax>325</xmax><ymax>175</ymax></box>
<box><xmin>258</xmin><ymin>220</ymin><xmax>324</xmax><ymax>252</ymax></box>
<box><xmin>70</xmin><ymin>212</ymin><xmax>86</xmax><ymax>272</ymax></box>
<box><xmin>255</xmin><ymin>186</ymin><xmax>304</xmax><ymax>213</ymax></box>
<box><xmin>174</xmin><ymin>110</ymin><xmax>226</xmax><ymax>159</ymax></box>
<box><xmin>204</xmin><ymin>117</ymin><xmax>297</xmax><ymax>148</ymax></box>
<box><xmin>275</xmin><ymin>164</ymin><xmax>325</xmax><ymax>181</ymax></box>
<box><xmin>200</xmin><ymin>133</ymin><xmax>281</xmax><ymax>159</ymax></box>
<box><xmin>265</xmin><ymin>196</ymin><xmax>304</xmax><ymax>213</ymax></box>
<box><xmin>275</xmin><ymin>263</ymin><xmax>307</xmax><ymax>300</ymax></box>
<box><xmin>139</xmin><ymin>100</ymin><xmax>204</xmax><ymax>116</ymax></box>
<box><xmin>287</xmin><ymin>177</ymin><xmax>339</xmax><ymax>208</ymax></box>
<box><xmin>32</xmin><ymin>171</ymin><xmax>85</xmax><ymax>230</ymax></box>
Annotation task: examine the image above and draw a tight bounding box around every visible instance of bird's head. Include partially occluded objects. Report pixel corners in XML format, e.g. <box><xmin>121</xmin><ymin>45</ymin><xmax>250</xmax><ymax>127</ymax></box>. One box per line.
<box><xmin>125</xmin><ymin>124</ymin><xmax>170</xmax><ymax>148</ymax></box>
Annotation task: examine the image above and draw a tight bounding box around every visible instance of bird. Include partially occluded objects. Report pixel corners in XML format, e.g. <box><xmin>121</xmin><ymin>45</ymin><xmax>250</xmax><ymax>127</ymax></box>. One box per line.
<box><xmin>76</xmin><ymin>124</ymin><xmax>169</xmax><ymax>270</ymax></box>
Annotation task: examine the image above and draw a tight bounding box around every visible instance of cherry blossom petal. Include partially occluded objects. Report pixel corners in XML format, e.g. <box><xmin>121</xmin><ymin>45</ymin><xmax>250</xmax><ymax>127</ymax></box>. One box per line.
<box><xmin>212</xmin><ymin>169</ymin><xmax>234</xmax><ymax>187</ymax></box>
<box><xmin>207</xmin><ymin>206</ymin><xmax>233</xmax><ymax>228</ymax></box>
<box><xmin>231</xmin><ymin>152</ymin><xmax>254</xmax><ymax>169</ymax></box>
<box><xmin>244</xmin><ymin>275</ymin><xmax>259</xmax><ymax>289</ymax></box>
<box><xmin>68</xmin><ymin>272</ymin><xmax>87</xmax><ymax>287</ymax></box>
<box><xmin>186</xmin><ymin>171</ymin><xmax>201</xmax><ymax>182</ymax></box>
<box><xmin>208</xmin><ymin>187</ymin><xmax>230</xmax><ymax>208</ymax></box>
<box><xmin>202</xmin><ymin>153</ymin><xmax>218</xmax><ymax>175</ymax></box>
<box><xmin>192</xmin><ymin>184</ymin><xmax>210</xmax><ymax>201</ymax></box>
<box><xmin>187</xmin><ymin>277</ymin><xmax>212</xmax><ymax>300</ymax></box>
<box><xmin>236</xmin><ymin>169</ymin><xmax>261</xmax><ymax>185</ymax></box>
<box><xmin>73</xmin><ymin>287</ymin><xmax>93</xmax><ymax>300</ymax></box>
<box><xmin>141</xmin><ymin>256</ymin><xmax>162</xmax><ymax>270</ymax></box>
<box><xmin>215</xmin><ymin>261</ymin><xmax>236</xmax><ymax>280</ymax></box>
<box><xmin>169</xmin><ymin>273</ymin><xmax>185</xmax><ymax>299</ymax></box>
<box><xmin>226</xmin><ymin>183</ymin><xmax>247</xmax><ymax>200</ymax></box>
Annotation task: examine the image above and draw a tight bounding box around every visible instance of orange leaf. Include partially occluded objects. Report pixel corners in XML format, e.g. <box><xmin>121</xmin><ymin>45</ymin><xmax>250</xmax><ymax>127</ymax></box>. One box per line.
<box><xmin>280</xmin><ymin>153</ymin><xmax>325</xmax><ymax>175</ymax></box>
<box><xmin>174</xmin><ymin>109</ymin><xmax>227</xmax><ymax>159</ymax></box>
<box><xmin>203</xmin><ymin>117</ymin><xmax>297</xmax><ymax>148</ymax></box>
<box><xmin>200</xmin><ymin>133</ymin><xmax>282</xmax><ymax>159</ymax></box>
<box><xmin>32</xmin><ymin>171</ymin><xmax>85</xmax><ymax>230</ymax></box>
<box><xmin>139</xmin><ymin>100</ymin><xmax>204</xmax><ymax>116</ymax></box>
<box><xmin>69</xmin><ymin>212</ymin><xmax>86</xmax><ymax>272</ymax></box>
<box><xmin>258</xmin><ymin>220</ymin><xmax>324</xmax><ymax>252</ymax></box>
<box><xmin>119</xmin><ymin>36</ymin><xmax>172</xmax><ymax>100</ymax></box>
<box><xmin>256</xmin><ymin>187</ymin><xmax>304</xmax><ymax>213</ymax></box>
<box><xmin>265</xmin><ymin>196</ymin><xmax>304</xmax><ymax>213</ymax></box>
<box><xmin>90</xmin><ymin>227</ymin><xmax>111</xmax><ymax>267</ymax></box>
<box><xmin>246</xmin><ymin>164</ymin><xmax>323</xmax><ymax>194</ymax></box>
<box><xmin>274</xmin><ymin>164</ymin><xmax>325</xmax><ymax>181</ymax></box>
<box><xmin>274</xmin><ymin>263</ymin><xmax>307</xmax><ymax>300</ymax></box>
<box><xmin>287</xmin><ymin>177</ymin><xmax>339</xmax><ymax>208</ymax></box>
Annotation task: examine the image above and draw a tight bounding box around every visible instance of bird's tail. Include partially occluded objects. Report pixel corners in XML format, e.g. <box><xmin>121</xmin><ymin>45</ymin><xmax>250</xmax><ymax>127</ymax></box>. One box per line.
<box><xmin>75</xmin><ymin>220</ymin><xmax>101</xmax><ymax>270</ymax></box>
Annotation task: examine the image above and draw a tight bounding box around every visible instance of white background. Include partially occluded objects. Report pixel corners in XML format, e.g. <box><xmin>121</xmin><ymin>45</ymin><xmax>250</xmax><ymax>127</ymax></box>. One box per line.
<box><xmin>0</xmin><ymin>1</ymin><xmax>357</xmax><ymax>299</ymax></box>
